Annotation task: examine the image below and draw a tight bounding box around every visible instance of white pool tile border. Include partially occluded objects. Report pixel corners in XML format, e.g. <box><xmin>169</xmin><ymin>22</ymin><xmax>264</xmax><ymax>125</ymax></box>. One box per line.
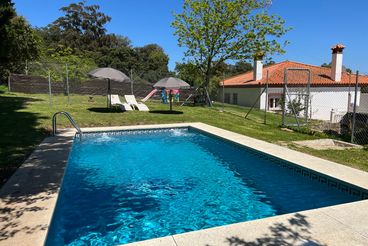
<box><xmin>1</xmin><ymin>122</ymin><xmax>368</xmax><ymax>246</ymax></box>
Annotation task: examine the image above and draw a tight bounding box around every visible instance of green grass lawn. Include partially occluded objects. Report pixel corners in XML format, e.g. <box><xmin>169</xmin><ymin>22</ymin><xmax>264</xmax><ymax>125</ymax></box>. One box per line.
<box><xmin>1</xmin><ymin>85</ymin><xmax>367</xmax><ymax>184</ymax></box>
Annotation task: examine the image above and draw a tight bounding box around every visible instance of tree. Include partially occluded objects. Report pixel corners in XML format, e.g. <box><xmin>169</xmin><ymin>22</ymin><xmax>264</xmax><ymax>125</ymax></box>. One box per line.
<box><xmin>32</xmin><ymin>2</ymin><xmax>172</xmax><ymax>85</ymax></box>
<box><xmin>32</xmin><ymin>45</ymin><xmax>96</xmax><ymax>82</ymax></box>
<box><xmin>0</xmin><ymin>0</ymin><xmax>15</xmax><ymax>36</ymax></box>
<box><xmin>287</xmin><ymin>97</ymin><xmax>305</xmax><ymax>116</ymax></box>
<box><xmin>172</xmin><ymin>0</ymin><xmax>289</xmax><ymax>105</ymax></box>
<box><xmin>96</xmin><ymin>35</ymin><xmax>133</xmax><ymax>66</ymax></box>
<box><xmin>38</xmin><ymin>1</ymin><xmax>172</xmax><ymax>84</ymax></box>
<box><xmin>175</xmin><ymin>61</ymin><xmax>202</xmax><ymax>86</ymax></box>
<box><xmin>175</xmin><ymin>60</ymin><xmax>253</xmax><ymax>89</ymax></box>
<box><xmin>227</xmin><ymin>61</ymin><xmax>253</xmax><ymax>76</ymax></box>
<box><xmin>0</xmin><ymin>0</ymin><xmax>40</xmax><ymax>81</ymax></box>
<box><xmin>42</xmin><ymin>1</ymin><xmax>111</xmax><ymax>53</ymax></box>
<box><xmin>135</xmin><ymin>44</ymin><xmax>171</xmax><ymax>83</ymax></box>
<box><xmin>321</xmin><ymin>62</ymin><xmax>352</xmax><ymax>74</ymax></box>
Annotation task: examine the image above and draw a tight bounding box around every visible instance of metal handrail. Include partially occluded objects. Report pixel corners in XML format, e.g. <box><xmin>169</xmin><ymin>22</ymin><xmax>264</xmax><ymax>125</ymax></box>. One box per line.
<box><xmin>52</xmin><ymin>111</ymin><xmax>83</xmax><ymax>140</ymax></box>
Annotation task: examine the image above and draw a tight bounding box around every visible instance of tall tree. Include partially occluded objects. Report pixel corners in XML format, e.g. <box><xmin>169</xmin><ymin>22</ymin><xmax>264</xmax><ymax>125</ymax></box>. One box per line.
<box><xmin>135</xmin><ymin>44</ymin><xmax>170</xmax><ymax>83</ymax></box>
<box><xmin>175</xmin><ymin>60</ymin><xmax>253</xmax><ymax>88</ymax></box>
<box><xmin>231</xmin><ymin>61</ymin><xmax>253</xmax><ymax>75</ymax></box>
<box><xmin>43</xmin><ymin>1</ymin><xmax>111</xmax><ymax>53</ymax></box>
<box><xmin>172</xmin><ymin>0</ymin><xmax>289</xmax><ymax>105</ymax></box>
<box><xmin>33</xmin><ymin>1</ymin><xmax>172</xmax><ymax>85</ymax></box>
<box><xmin>96</xmin><ymin>39</ymin><xmax>137</xmax><ymax>75</ymax></box>
<box><xmin>0</xmin><ymin>0</ymin><xmax>16</xmax><ymax>62</ymax></box>
<box><xmin>175</xmin><ymin>61</ymin><xmax>202</xmax><ymax>86</ymax></box>
<box><xmin>0</xmin><ymin>0</ymin><xmax>40</xmax><ymax>81</ymax></box>
<box><xmin>0</xmin><ymin>0</ymin><xmax>15</xmax><ymax>31</ymax></box>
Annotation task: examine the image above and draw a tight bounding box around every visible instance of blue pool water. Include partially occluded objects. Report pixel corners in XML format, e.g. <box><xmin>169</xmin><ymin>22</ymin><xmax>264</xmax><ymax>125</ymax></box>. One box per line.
<box><xmin>46</xmin><ymin>128</ymin><xmax>361</xmax><ymax>245</ymax></box>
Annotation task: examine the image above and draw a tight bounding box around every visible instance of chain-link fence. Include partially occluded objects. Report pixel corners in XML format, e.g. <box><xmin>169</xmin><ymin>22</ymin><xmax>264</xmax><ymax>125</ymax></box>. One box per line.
<box><xmin>301</xmin><ymin>70</ymin><xmax>368</xmax><ymax>145</ymax></box>
<box><xmin>8</xmin><ymin>61</ymin><xmax>153</xmax><ymax>105</ymax></box>
<box><xmin>280</xmin><ymin>68</ymin><xmax>311</xmax><ymax>128</ymax></box>
<box><xmin>7</xmin><ymin>61</ymin><xmax>195</xmax><ymax>109</ymax></box>
<box><xmin>219</xmin><ymin>64</ymin><xmax>368</xmax><ymax>146</ymax></box>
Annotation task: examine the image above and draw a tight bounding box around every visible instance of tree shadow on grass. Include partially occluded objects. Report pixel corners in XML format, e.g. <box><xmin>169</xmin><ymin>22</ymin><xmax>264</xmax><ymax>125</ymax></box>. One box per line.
<box><xmin>149</xmin><ymin>110</ymin><xmax>183</xmax><ymax>115</ymax></box>
<box><xmin>87</xmin><ymin>107</ymin><xmax>127</xmax><ymax>113</ymax></box>
<box><xmin>223</xmin><ymin>213</ymin><xmax>326</xmax><ymax>246</ymax></box>
<box><xmin>0</xmin><ymin>95</ymin><xmax>48</xmax><ymax>186</ymax></box>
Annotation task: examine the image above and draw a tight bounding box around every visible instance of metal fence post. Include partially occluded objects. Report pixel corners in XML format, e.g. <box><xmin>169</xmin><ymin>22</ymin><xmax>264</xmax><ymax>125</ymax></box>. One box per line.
<box><xmin>66</xmin><ymin>63</ymin><xmax>70</xmax><ymax>105</ymax></box>
<box><xmin>264</xmin><ymin>71</ymin><xmax>269</xmax><ymax>124</ymax></box>
<box><xmin>7</xmin><ymin>74</ymin><xmax>11</xmax><ymax>92</ymax></box>
<box><xmin>281</xmin><ymin>68</ymin><xmax>287</xmax><ymax>127</ymax></box>
<box><xmin>305</xmin><ymin>70</ymin><xmax>311</xmax><ymax>123</ymax></box>
<box><xmin>222</xmin><ymin>77</ymin><xmax>225</xmax><ymax>112</ymax></box>
<box><xmin>130</xmin><ymin>69</ymin><xmax>134</xmax><ymax>95</ymax></box>
<box><xmin>25</xmin><ymin>60</ymin><xmax>28</xmax><ymax>75</ymax></box>
<box><xmin>347</xmin><ymin>73</ymin><xmax>352</xmax><ymax>112</ymax></box>
<box><xmin>351</xmin><ymin>71</ymin><xmax>359</xmax><ymax>143</ymax></box>
<box><xmin>48</xmin><ymin>70</ymin><xmax>52</xmax><ymax>109</ymax></box>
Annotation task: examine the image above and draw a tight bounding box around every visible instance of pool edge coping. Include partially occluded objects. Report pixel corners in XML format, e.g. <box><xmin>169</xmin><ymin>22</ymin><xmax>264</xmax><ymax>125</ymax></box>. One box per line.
<box><xmin>0</xmin><ymin>122</ymin><xmax>368</xmax><ymax>246</ymax></box>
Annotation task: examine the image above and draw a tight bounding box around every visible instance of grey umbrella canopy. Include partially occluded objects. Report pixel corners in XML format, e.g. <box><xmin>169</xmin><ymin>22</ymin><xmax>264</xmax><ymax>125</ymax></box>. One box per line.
<box><xmin>153</xmin><ymin>77</ymin><xmax>190</xmax><ymax>111</ymax></box>
<box><xmin>153</xmin><ymin>77</ymin><xmax>190</xmax><ymax>90</ymax></box>
<box><xmin>88</xmin><ymin>67</ymin><xmax>130</xmax><ymax>82</ymax></box>
<box><xmin>88</xmin><ymin>68</ymin><xmax>130</xmax><ymax>108</ymax></box>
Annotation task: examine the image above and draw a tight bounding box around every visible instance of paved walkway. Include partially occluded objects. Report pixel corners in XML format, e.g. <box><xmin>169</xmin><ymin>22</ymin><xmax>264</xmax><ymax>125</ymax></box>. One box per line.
<box><xmin>0</xmin><ymin>135</ymin><xmax>73</xmax><ymax>246</ymax></box>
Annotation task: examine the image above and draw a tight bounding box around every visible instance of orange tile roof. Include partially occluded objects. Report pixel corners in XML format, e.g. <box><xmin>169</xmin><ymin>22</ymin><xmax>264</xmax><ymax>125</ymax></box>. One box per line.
<box><xmin>221</xmin><ymin>61</ymin><xmax>368</xmax><ymax>87</ymax></box>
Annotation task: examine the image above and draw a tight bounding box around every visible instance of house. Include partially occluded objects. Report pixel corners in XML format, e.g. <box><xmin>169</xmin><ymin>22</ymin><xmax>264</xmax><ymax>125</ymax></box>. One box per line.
<box><xmin>219</xmin><ymin>45</ymin><xmax>368</xmax><ymax>121</ymax></box>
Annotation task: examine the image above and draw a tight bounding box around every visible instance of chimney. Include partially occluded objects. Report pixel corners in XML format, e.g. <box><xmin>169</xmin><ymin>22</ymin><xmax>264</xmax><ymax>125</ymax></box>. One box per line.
<box><xmin>331</xmin><ymin>44</ymin><xmax>345</xmax><ymax>82</ymax></box>
<box><xmin>253</xmin><ymin>55</ymin><xmax>263</xmax><ymax>81</ymax></box>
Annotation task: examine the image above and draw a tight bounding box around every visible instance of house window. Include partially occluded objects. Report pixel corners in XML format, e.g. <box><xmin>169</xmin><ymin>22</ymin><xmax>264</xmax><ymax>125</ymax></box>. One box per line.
<box><xmin>224</xmin><ymin>93</ymin><xmax>230</xmax><ymax>103</ymax></box>
<box><xmin>269</xmin><ymin>97</ymin><xmax>281</xmax><ymax>110</ymax></box>
<box><xmin>233</xmin><ymin>93</ymin><xmax>238</xmax><ymax>104</ymax></box>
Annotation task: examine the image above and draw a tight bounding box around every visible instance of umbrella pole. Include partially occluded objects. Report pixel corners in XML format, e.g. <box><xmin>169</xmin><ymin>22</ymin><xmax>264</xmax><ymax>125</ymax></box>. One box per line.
<box><xmin>107</xmin><ymin>78</ymin><xmax>111</xmax><ymax>109</ymax></box>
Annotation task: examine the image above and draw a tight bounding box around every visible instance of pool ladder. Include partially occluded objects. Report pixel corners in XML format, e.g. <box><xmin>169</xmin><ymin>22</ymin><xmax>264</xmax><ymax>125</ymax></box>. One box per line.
<box><xmin>52</xmin><ymin>111</ymin><xmax>83</xmax><ymax>140</ymax></box>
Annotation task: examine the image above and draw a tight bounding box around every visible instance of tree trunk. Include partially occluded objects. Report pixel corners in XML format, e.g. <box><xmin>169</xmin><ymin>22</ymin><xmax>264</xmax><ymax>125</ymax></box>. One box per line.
<box><xmin>204</xmin><ymin>72</ymin><xmax>212</xmax><ymax>107</ymax></box>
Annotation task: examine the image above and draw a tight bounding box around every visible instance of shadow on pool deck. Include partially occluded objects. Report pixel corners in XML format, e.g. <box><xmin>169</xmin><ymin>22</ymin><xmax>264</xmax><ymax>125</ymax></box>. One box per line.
<box><xmin>0</xmin><ymin>135</ymin><xmax>72</xmax><ymax>244</ymax></box>
<box><xmin>223</xmin><ymin>213</ymin><xmax>326</xmax><ymax>246</ymax></box>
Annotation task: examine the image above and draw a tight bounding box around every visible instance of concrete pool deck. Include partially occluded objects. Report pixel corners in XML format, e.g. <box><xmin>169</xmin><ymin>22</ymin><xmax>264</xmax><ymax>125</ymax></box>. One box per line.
<box><xmin>0</xmin><ymin>122</ymin><xmax>367</xmax><ymax>246</ymax></box>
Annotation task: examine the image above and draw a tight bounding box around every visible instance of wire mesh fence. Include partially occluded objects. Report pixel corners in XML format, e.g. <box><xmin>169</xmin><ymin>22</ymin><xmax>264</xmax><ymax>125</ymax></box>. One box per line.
<box><xmin>218</xmin><ymin>64</ymin><xmax>368</xmax><ymax>146</ymax></box>
<box><xmin>7</xmin><ymin>61</ymin><xmax>195</xmax><ymax>109</ymax></box>
<box><xmin>12</xmin><ymin>62</ymin><xmax>150</xmax><ymax>92</ymax></box>
<box><xmin>281</xmin><ymin>68</ymin><xmax>311</xmax><ymax>128</ymax></box>
<box><xmin>308</xmin><ymin>71</ymin><xmax>368</xmax><ymax>145</ymax></box>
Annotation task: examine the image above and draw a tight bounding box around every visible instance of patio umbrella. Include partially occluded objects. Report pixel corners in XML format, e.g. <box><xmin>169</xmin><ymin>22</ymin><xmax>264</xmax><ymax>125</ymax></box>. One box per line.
<box><xmin>88</xmin><ymin>67</ymin><xmax>130</xmax><ymax>108</ymax></box>
<box><xmin>153</xmin><ymin>77</ymin><xmax>190</xmax><ymax>111</ymax></box>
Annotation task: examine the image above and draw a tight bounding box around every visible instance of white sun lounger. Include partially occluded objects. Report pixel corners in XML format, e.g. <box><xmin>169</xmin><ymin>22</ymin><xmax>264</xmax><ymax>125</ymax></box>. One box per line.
<box><xmin>124</xmin><ymin>95</ymin><xmax>149</xmax><ymax>111</ymax></box>
<box><xmin>109</xmin><ymin>94</ymin><xmax>133</xmax><ymax>111</ymax></box>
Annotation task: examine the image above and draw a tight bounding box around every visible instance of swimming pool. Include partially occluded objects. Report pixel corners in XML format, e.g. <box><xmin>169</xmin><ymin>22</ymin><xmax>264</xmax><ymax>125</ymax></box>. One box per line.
<box><xmin>45</xmin><ymin>127</ymin><xmax>364</xmax><ymax>245</ymax></box>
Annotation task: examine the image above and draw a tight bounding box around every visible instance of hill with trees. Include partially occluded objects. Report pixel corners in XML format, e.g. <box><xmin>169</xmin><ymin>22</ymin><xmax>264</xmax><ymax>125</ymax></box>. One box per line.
<box><xmin>1</xmin><ymin>0</ymin><xmax>173</xmax><ymax>84</ymax></box>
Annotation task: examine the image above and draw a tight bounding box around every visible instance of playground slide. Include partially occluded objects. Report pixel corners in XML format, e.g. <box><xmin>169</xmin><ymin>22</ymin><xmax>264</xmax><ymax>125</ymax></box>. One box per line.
<box><xmin>141</xmin><ymin>89</ymin><xmax>158</xmax><ymax>102</ymax></box>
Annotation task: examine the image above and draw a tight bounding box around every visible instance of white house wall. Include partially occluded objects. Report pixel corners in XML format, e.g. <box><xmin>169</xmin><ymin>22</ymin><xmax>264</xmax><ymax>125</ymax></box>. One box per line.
<box><xmin>218</xmin><ymin>86</ymin><xmax>364</xmax><ymax>121</ymax></box>
<box><xmin>308</xmin><ymin>87</ymin><xmax>360</xmax><ymax>120</ymax></box>
<box><xmin>218</xmin><ymin>87</ymin><xmax>262</xmax><ymax>107</ymax></box>
<box><xmin>358</xmin><ymin>92</ymin><xmax>368</xmax><ymax>113</ymax></box>
<box><xmin>259</xmin><ymin>87</ymin><xmax>361</xmax><ymax>121</ymax></box>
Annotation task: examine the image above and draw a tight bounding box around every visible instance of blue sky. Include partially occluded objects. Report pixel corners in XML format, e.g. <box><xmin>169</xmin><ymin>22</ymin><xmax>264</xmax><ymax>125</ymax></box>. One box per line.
<box><xmin>13</xmin><ymin>0</ymin><xmax>368</xmax><ymax>73</ymax></box>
